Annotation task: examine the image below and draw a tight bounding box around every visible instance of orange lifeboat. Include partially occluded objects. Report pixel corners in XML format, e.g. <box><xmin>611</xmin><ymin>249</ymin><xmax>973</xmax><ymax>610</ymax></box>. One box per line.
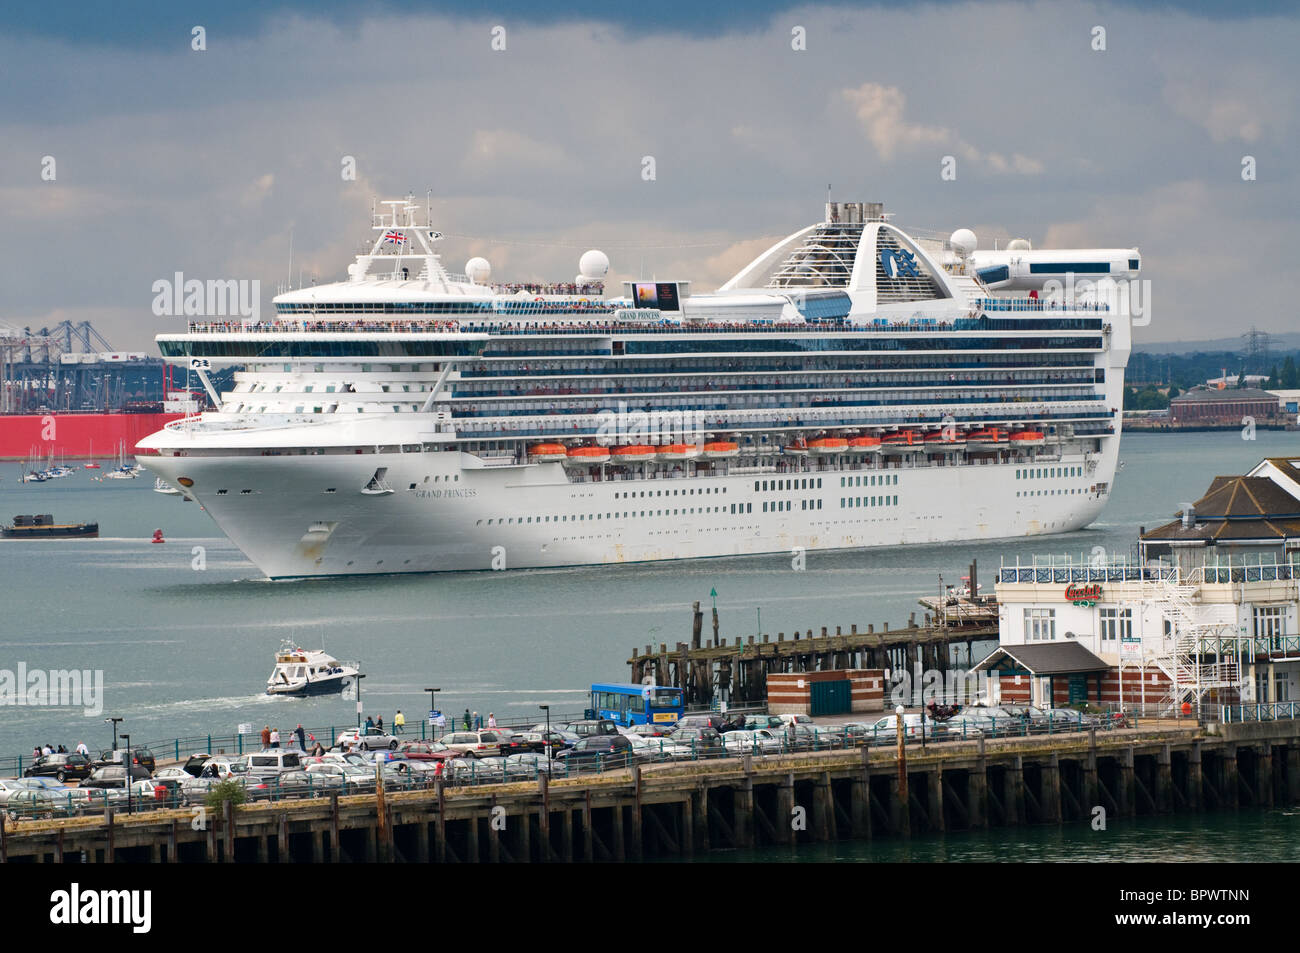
<box><xmin>847</xmin><ymin>436</ymin><xmax>883</xmax><ymax>454</ymax></box>
<box><xmin>528</xmin><ymin>442</ymin><xmax>568</xmax><ymax>463</ymax></box>
<box><xmin>967</xmin><ymin>427</ymin><xmax>1009</xmax><ymax>450</ymax></box>
<box><xmin>563</xmin><ymin>446</ymin><xmax>610</xmax><ymax>466</ymax></box>
<box><xmin>611</xmin><ymin>444</ymin><xmax>658</xmax><ymax>464</ymax></box>
<box><xmin>808</xmin><ymin>437</ymin><xmax>849</xmax><ymax>455</ymax></box>
<box><xmin>882</xmin><ymin>430</ymin><xmax>923</xmax><ymax>454</ymax></box>
<box><xmin>783</xmin><ymin>438</ymin><xmax>808</xmax><ymax>457</ymax></box>
<box><xmin>1009</xmin><ymin>429</ymin><xmax>1046</xmax><ymax>448</ymax></box>
<box><xmin>658</xmin><ymin>443</ymin><xmax>701</xmax><ymax>461</ymax></box>
<box><xmin>924</xmin><ymin>430</ymin><xmax>967</xmax><ymax>450</ymax></box>
<box><xmin>702</xmin><ymin>441</ymin><xmax>741</xmax><ymax>459</ymax></box>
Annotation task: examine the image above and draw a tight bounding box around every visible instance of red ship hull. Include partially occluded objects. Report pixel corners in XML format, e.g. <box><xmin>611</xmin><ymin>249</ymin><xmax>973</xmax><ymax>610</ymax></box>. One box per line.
<box><xmin>0</xmin><ymin>413</ymin><xmax>184</xmax><ymax>461</ymax></box>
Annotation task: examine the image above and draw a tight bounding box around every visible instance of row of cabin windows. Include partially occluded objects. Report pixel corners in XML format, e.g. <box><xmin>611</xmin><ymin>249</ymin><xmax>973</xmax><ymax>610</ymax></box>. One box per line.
<box><xmin>841</xmin><ymin>496</ymin><xmax>898</xmax><ymax>508</ymax></box>
<box><xmin>475</xmin><ymin>503</ymin><xmax>758</xmax><ymax>526</ymax></box>
<box><xmin>840</xmin><ymin>474</ymin><xmax>899</xmax><ymax>487</ymax></box>
<box><xmin>1017</xmin><ymin>488</ymin><xmax>1086</xmax><ymax>496</ymax></box>
<box><xmin>762</xmin><ymin>500</ymin><xmax>825</xmax><ymax>512</ymax></box>
<box><xmin>615</xmin><ymin>486</ymin><xmax>726</xmax><ymax>499</ymax></box>
<box><xmin>755</xmin><ymin>478</ymin><xmax>823</xmax><ymax>491</ymax></box>
<box><xmin>1016</xmin><ymin>466</ymin><xmax>1082</xmax><ymax>480</ymax></box>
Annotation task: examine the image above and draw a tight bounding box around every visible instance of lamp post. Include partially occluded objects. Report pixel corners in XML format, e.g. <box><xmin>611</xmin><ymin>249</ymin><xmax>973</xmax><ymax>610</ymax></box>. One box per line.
<box><xmin>426</xmin><ymin>687</ymin><xmax>441</xmax><ymax>740</ymax></box>
<box><xmin>895</xmin><ymin>704</ymin><xmax>909</xmax><ymax>836</ymax></box>
<box><xmin>540</xmin><ymin>704</ymin><xmax>552</xmax><ymax>760</ymax></box>
<box><xmin>121</xmin><ymin>732</ymin><xmax>132</xmax><ymax>816</ymax></box>
<box><xmin>355</xmin><ymin>673</ymin><xmax>367</xmax><ymax>730</ymax></box>
<box><xmin>105</xmin><ymin>716</ymin><xmax>122</xmax><ymax>752</ymax></box>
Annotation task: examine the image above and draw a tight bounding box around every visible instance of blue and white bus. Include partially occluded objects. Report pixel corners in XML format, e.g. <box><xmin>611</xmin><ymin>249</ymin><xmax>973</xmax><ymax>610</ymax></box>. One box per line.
<box><xmin>590</xmin><ymin>683</ymin><xmax>684</xmax><ymax>727</ymax></box>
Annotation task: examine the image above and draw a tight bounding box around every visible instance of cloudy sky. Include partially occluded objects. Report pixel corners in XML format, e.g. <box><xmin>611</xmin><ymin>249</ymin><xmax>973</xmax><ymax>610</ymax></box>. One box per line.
<box><xmin>1</xmin><ymin>1</ymin><xmax>1295</xmax><ymax>351</ymax></box>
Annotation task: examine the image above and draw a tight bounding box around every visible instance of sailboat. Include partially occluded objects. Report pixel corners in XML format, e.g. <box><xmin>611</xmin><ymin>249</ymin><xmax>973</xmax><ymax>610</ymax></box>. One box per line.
<box><xmin>102</xmin><ymin>441</ymin><xmax>137</xmax><ymax>479</ymax></box>
<box><xmin>84</xmin><ymin>440</ymin><xmax>101</xmax><ymax>469</ymax></box>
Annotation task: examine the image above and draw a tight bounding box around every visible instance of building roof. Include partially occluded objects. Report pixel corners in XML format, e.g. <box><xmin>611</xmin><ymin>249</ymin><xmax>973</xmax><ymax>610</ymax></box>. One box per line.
<box><xmin>1171</xmin><ymin>386</ymin><xmax>1278</xmax><ymax>404</ymax></box>
<box><xmin>1141</xmin><ymin>469</ymin><xmax>1300</xmax><ymax>543</ymax></box>
<box><xmin>972</xmin><ymin>642</ymin><xmax>1110</xmax><ymax>675</ymax></box>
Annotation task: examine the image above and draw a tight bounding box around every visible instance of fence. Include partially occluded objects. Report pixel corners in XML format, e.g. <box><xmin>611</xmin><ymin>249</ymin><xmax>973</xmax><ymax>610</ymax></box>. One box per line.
<box><xmin>1220</xmin><ymin>702</ymin><xmax>1300</xmax><ymax>724</ymax></box>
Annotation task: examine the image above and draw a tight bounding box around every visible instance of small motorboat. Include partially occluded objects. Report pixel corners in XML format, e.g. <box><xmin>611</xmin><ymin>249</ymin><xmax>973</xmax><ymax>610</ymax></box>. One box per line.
<box><xmin>266</xmin><ymin>641</ymin><xmax>362</xmax><ymax>697</ymax></box>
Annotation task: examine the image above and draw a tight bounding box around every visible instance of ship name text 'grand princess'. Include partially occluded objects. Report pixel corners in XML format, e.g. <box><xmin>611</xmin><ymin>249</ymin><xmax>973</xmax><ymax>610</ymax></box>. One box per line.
<box><xmin>138</xmin><ymin>199</ymin><xmax>1139</xmax><ymax>577</ymax></box>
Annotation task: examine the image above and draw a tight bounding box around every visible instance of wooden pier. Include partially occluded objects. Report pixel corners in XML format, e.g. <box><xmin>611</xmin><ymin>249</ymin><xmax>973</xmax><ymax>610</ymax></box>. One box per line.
<box><xmin>5</xmin><ymin>720</ymin><xmax>1295</xmax><ymax>863</ymax></box>
<box><xmin>627</xmin><ymin>600</ymin><xmax>996</xmax><ymax>707</ymax></box>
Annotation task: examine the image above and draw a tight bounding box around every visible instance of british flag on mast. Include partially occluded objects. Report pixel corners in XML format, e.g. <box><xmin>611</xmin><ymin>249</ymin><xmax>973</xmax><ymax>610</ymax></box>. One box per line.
<box><xmin>383</xmin><ymin>230</ymin><xmax>406</xmax><ymax>245</ymax></box>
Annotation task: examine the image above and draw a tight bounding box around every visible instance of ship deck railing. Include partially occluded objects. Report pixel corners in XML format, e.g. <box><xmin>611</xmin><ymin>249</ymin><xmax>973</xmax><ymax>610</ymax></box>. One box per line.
<box><xmin>183</xmin><ymin>313</ymin><xmax>1107</xmax><ymax>337</ymax></box>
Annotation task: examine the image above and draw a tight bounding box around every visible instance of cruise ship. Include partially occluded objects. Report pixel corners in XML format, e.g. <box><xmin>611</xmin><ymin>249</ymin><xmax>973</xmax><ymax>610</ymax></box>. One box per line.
<box><xmin>138</xmin><ymin>199</ymin><xmax>1138</xmax><ymax>577</ymax></box>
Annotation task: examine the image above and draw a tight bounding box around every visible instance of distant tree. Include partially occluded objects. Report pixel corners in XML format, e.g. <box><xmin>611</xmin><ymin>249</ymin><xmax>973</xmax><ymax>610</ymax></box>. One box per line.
<box><xmin>1284</xmin><ymin>356</ymin><xmax>1299</xmax><ymax>389</ymax></box>
<box><xmin>1167</xmin><ymin>385</ymin><xmax>1181</xmax><ymax>401</ymax></box>
<box><xmin>1268</xmin><ymin>365</ymin><xmax>1280</xmax><ymax>389</ymax></box>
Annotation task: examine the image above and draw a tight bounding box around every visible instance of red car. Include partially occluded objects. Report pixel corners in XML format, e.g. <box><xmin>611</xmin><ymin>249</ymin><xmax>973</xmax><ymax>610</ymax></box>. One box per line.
<box><xmin>397</xmin><ymin>742</ymin><xmax>458</xmax><ymax>761</ymax></box>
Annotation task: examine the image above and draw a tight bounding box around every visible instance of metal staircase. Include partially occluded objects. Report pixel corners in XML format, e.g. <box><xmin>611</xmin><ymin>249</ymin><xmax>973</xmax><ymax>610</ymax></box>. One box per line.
<box><xmin>1144</xmin><ymin>578</ymin><xmax>1247</xmax><ymax>713</ymax></box>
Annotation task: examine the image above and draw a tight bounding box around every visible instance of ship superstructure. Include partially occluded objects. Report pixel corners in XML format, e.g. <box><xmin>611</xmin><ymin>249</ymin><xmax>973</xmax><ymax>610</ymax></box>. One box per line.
<box><xmin>138</xmin><ymin>199</ymin><xmax>1137</xmax><ymax>577</ymax></box>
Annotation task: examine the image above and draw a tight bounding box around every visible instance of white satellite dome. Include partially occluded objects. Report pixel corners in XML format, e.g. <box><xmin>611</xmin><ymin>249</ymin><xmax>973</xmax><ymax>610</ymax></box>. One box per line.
<box><xmin>578</xmin><ymin>249</ymin><xmax>610</xmax><ymax>280</ymax></box>
<box><xmin>464</xmin><ymin>257</ymin><xmax>491</xmax><ymax>284</ymax></box>
<box><xmin>1007</xmin><ymin>238</ymin><xmax>1032</xmax><ymax>251</ymax></box>
<box><xmin>949</xmin><ymin>228</ymin><xmax>977</xmax><ymax>258</ymax></box>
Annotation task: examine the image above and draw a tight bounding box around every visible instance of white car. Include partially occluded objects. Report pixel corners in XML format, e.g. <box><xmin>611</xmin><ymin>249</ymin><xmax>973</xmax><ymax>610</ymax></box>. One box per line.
<box><xmin>867</xmin><ymin>713</ymin><xmax>939</xmax><ymax>741</ymax></box>
<box><xmin>721</xmin><ymin>729</ymin><xmax>784</xmax><ymax>755</ymax></box>
<box><xmin>333</xmin><ymin>727</ymin><xmax>399</xmax><ymax>752</ymax></box>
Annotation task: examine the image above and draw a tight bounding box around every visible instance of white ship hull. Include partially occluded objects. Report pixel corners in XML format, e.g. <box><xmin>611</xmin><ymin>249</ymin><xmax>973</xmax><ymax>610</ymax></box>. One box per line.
<box><xmin>143</xmin><ymin>440</ymin><xmax>1119</xmax><ymax>578</ymax></box>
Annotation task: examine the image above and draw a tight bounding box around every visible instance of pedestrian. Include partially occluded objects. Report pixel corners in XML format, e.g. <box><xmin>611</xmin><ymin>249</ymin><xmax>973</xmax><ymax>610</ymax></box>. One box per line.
<box><xmin>33</xmin><ymin>745</ymin><xmax>40</xmax><ymax>759</ymax></box>
<box><xmin>261</xmin><ymin>725</ymin><xmax>271</xmax><ymax>749</ymax></box>
<box><xmin>57</xmin><ymin>744</ymin><xmax>67</xmax><ymax>753</ymax></box>
<box><xmin>463</xmin><ymin>708</ymin><xmax>471</xmax><ymax>730</ymax></box>
<box><xmin>365</xmin><ymin>715</ymin><xmax>374</xmax><ymax>731</ymax></box>
<box><xmin>377</xmin><ymin>715</ymin><xmax>384</xmax><ymax>731</ymax></box>
<box><xmin>270</xmin><ymin>727</ymin><xmax>281</xmax><ymax>748</ymax></box>
<box><xmin>76</xmin><ymin>741</ymin><xmax>88</xmax><ymax>756</ymax></box>
<box><xmin>487</xmin><ymin>712</ymin><xmax>497</xmax><ymax>728</ymax></box>
<box><xmin>394</xmin><ymin>710</ymin><xmax>405</xmax><ymax>735</ymax></box>
<box><xmin>295</xmin><ymin>724</ymin><xmax>306</xmax><ymax>750</ymax></box>
<box><xmin>473</xmin><ymin>711</ymin><xmax>481</xmax><ymax>730</ymax></box>
<box><xmin>43</xmin><ymin>744</ymin><xmax>53</xmax><ymax>756</ymax></box>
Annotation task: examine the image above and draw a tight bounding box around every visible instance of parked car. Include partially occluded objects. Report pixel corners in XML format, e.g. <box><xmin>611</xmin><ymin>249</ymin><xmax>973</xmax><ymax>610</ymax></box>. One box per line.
<box><xmin>95</xmin><ymin>747</ymin><xmax>156</xmax><ymax>772</ymax></box>
<box><xmin>561</xmin><ymin>719</ymin><xmax>620</xmax><ymax>738</ymax></box>
<box><xmin>1043</xmin><ymin>708</ymin><xmax>1101</xmax><ymax>729</ymax></box>
<box><xmin>24</xmin><ymin>752</ymin><xmax>93</xmax><ymax>783</ymax></box>
<box><xmin>444</xmin><ymin>757</ymin><xmax>504</xmax><ymax>785</ymax></box>
<box><xmin>82</xmin><ymin>763</ymin><xmax>152</xmax><ymax>789</ymax></box>
<box><xmin>245</xmin><ymin>750</ymin><xmax>305</xmax><ymax>776</ymax></box>
<box><xmin>667</xmin><ymin>726</ymin><xmax>724</xmax><ymax>756</ymax></box>
<box><xmin>743</xmin><ymin>714</ymin><xmax>787</xmax><ymax>732</ymax></box>
<box><xmin>721</xmin><ymin>729</ymin><xmax>784</xmax><ymax>755</ymax></box>
<box><xmin>625</xmin><ymin>723</ymin><xmax>674</xmax><ymax>738</ymax></box>
<box><xmin>866</xmin><ymin>714</ymin><xmax>939</xmax><ymax>741</ymax></box>
<box><xmin>502</xmin><ymin>753</ymin><xmax>555</xmax><ymax>779</ymax></box>
<box><xmin>182</xmin><ymin>754</ymin><xmax>213</xmax><ymax>777</ymax></box>
<box><xmin>128</xmin><ymin>778</ymin><xmax>184</xmax><ymax>808</ymax></box>
<box><xmin>555</xmin><ymin>734</ymin><xmax>639</xmax><ymax>772</ymax></box>
<box><xmin>676</xmin><ymin>713</ymin><xmax>730</xmax><ymax>732</ymax></box>
<box><xmin>303</xmin><ymin>762</ymin><xmax>373</xmax><ymax>793</ymax></box>
<box><xmin>195</xmin><ymin>757</ymin><xmax>249</xmax><ymax>780</ymax></box>
<box><xmin>397</xmin><ymin>741</ymin><xmax>455</xmax><ymax>761</ymax></box>
<box><xmin>333</xmin><ymin>727</ymin><xmax>399</xmax><ymax>751</ymax></box>
<box><xmin>439</xmin><ymin>730</ymin><xmax>518</xmax><ymax>758</ymax></box>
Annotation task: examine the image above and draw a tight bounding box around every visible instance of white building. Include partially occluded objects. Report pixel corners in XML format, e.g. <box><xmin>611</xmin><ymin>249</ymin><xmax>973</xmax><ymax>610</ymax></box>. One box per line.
<box><xmin>984</xmin><ymin>457</ymin><xmax>1300</xmax><ymax>714</ymax></box>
